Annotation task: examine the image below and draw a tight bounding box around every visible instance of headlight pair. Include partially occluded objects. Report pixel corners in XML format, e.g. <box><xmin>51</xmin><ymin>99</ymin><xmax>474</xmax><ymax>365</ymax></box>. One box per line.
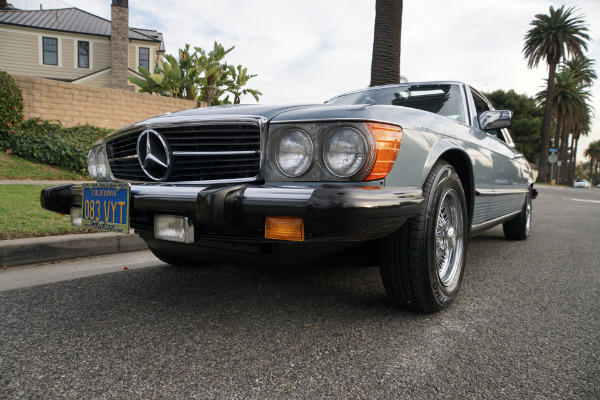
<box><xmin>276</xmin><ymin>126</ymin><xmax>367</xmax><ymax>178</ymax></box>
<box><xmin>266</xmin><ymin>122</ymin><xmax>402</xmax><ymax>182</ymax></box>
<box><xmin>87</xmin><ymin>143</ymin><xmax>111</xmax><ymax>180</ymax></box>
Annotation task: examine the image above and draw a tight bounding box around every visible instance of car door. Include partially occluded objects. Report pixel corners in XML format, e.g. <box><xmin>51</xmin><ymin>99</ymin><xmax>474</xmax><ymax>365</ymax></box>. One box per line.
<box><xmin>471</xmin><ymin>90</ymin><xmax>528</xmax><ymax>221</ymax></box>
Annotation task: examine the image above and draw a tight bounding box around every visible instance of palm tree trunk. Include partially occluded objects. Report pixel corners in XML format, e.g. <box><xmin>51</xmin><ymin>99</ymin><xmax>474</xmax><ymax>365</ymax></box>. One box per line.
<box><xmin>370</xmin><ymin>0</ymin><xmax>403</xmax><ymax>87</ymax></box>
<box><xmin>537</xmin><ymin>62</ymin><xmax>557</xmax><ymax>183</ymax></box>
<box><xmin>559</xmin><ymin>122</ymin><xmax>570</xmax><ymax>184</ymax></box>
<box><xmin>568</xmin><ymin>136</ymin><xmax>578</xmax><ymax>183</ymax></box>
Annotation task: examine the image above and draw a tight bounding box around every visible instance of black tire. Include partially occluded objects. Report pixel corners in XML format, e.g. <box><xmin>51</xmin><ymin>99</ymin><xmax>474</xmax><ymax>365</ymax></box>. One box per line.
<box><xmin>502</xmin><ymin>189</ymin><xmax>532</xmax><ymax>240</ymax></box>
<box><xmin>147</xmin><ymin>245</ymin><xmax>203</xmax><ymax>267</ymax></box>
<box><xmin>379</xmin><ymin>160</ymin><xmax>468</xmax><ymax>313</ymax></box>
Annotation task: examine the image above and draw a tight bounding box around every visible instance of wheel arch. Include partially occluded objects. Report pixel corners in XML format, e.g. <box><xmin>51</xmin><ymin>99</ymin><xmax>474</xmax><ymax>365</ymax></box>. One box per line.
<box><xmin>423</xmin><ymin>141</ymin><xmax>475</xmax><ymax>227</ymax></box>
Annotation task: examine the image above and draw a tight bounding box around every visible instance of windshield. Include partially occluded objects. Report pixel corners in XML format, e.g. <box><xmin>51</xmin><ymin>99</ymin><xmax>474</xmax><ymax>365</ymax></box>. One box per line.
<box><xmin>328</xmin><ymin>84</ymin><xmax>466</xmax><ymax>123</ymax></box>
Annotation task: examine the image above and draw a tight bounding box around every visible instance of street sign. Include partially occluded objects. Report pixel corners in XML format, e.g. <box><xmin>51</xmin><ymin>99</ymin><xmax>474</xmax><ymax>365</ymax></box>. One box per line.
<box><xmin>548</xmin><ymin>154</ymin><xmax>558</xmax><ymax>164</ymax></box>
<box><xmin>557</xmin><ymin>160</ymin><xmax>562</xmax><ymax>166</ymax></box>
<box><xmin>549</xmin><ymin>148</ymin><xmax>558</xmax><ymax>152</ymax></box>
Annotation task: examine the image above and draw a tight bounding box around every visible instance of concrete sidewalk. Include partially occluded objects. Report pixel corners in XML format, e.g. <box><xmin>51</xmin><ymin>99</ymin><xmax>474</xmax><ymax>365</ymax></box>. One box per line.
<box><xmin>0</xmin><ymin>232</ymin><xmax>148</xmax><ymax>267</ymax></box>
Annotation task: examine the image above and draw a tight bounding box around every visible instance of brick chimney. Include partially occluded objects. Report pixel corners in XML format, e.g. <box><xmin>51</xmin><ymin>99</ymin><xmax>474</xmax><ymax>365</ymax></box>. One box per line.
<box><xmin>109</xmin><ymin>0</ymin><xmax>133</xmax><ymax>91</ymax></box>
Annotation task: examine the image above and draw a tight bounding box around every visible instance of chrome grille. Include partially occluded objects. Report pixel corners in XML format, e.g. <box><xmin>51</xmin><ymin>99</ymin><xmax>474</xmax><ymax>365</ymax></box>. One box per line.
<box><xmin>106</xmin><ymin>123</ymin><xmax>261</xmax><ymax>182</ymax></box>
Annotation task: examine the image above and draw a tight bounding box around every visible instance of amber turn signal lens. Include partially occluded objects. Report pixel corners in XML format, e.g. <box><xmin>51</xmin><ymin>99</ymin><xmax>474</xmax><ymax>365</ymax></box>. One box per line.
<box><xmin>265</xmin><ymin>216</ymin><xmax>304</xmax><ymax>241</ymax></box>
<box><xmin>364</xmin><ymin>123</ymin><xmax>402</xmax><ymax>181</ymax></box>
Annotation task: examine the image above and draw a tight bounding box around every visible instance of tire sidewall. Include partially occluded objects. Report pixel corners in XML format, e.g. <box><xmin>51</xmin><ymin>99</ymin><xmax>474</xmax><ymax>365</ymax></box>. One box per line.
<box><xmin>423</xmin><ymin>164</ymin><xmax>468</xmax><ymax>308</ymax></box>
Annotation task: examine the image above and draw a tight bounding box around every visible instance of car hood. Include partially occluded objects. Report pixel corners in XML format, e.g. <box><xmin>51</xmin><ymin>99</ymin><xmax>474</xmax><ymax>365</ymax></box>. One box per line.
<box><xmin>128</xmin><ymin>103</ymin><xmax>372</xmax><ymax>126</ymax></box>
<box><xmin>115</xmin><ymin>102</ymin><xmax>466</xmax><ymax>137</ymax></box>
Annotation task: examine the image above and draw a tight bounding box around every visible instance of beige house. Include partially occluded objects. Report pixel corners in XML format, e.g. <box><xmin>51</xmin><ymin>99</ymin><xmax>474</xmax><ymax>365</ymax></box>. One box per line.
<box><xmin>0</xmin><ymin>0</ymin><xmax>164</xmax><ymax>91</ymax></box>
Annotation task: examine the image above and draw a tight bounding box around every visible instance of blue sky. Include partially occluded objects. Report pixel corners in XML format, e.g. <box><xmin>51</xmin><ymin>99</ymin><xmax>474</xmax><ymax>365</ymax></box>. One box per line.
<box><xmin>71</xmin><ymin>0</ymin><xmax>600</xmax><ymax>159</ymax></box>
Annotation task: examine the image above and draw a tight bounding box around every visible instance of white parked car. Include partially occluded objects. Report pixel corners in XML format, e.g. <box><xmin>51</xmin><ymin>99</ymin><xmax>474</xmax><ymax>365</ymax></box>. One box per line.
<box><xmin>573</xmin><ymin>179</ymin><xmax>592</xmax><ymax>188</ymax></box>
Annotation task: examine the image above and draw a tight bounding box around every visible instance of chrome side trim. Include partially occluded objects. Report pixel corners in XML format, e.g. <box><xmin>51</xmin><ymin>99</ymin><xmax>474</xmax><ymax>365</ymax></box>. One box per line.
<box><xmin>468</xmin><ymin>209</ymin><xmax>520</xmax><ymax>237</ymax></box>
<box><xmin>173</xmin><ymin>150</ymin><xmax>260</xmax><ymax>156</ymax></box>
<box><xmin>476</xmin><ymin>188</ymin><xmax>529</xmax><ymax>196</ymax></box>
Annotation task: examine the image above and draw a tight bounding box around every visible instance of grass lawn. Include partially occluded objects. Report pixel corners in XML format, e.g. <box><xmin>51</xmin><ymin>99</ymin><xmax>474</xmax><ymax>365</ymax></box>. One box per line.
<box><xmin>0</xmin><ymin>185</ymin><xmax>94</xmax><ymax>240</ymax></box>
<box><xmin>0</xmin><ymin>151</ymin><xmax>88</xmax><ymax>181</ymax></box>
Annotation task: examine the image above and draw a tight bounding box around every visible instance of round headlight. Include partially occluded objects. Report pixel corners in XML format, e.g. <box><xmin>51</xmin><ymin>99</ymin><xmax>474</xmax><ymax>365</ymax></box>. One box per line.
<box><xmin>276</xmin><ymin>129</ymin><xmax>314</xmax><ymax>177</ymax></box>
<box><xmin>87</xmin><ymin>149</ymin><xmax>97</xmax><ymax>178</ymax></box>
<box><xmin>96</xmin><ymin>147</ymin><xmax>107</xmax><ymax>179</ymax></box>
<box><xmin>323</xmin><ymin>127</ymin><xmax>367</xmax><ymax>177</ymax></box>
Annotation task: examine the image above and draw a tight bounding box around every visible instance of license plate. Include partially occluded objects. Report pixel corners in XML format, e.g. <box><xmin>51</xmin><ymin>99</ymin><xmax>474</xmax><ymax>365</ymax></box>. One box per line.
<box><xmin>82</xmin><ymin>182</ymin><xmax>130</xmax><ymax>233</ymax></box>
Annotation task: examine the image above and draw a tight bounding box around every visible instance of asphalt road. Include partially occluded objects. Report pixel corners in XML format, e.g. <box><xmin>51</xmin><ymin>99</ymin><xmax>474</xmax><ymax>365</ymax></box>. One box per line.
<box><xmin>1</xmin><ymin>185</ymin><xmax>599</xmax><ymax>399</ymax></box>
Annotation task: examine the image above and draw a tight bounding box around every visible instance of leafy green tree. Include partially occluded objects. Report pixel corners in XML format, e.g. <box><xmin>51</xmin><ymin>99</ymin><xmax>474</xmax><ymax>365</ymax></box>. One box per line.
<box><xmin>127</xmin><ymin>42</ymin><xmax>261</xmax><ymax>106</ymax></box>
<box><xmin>485</xmin><ymin>89</ymin><xmax>543</xmax><ymax>162</ymax></box>
<box><xmin>370</xmin><ymin>0</ymin><xmax>403</xmax><ymax>87</ymax></box>
<box><xmin>196</xmin><ymin>42</ymin><xmax>235</xmax><ymax>106</ymax></box>
<box><xmin>523</xmin><ymin>5</ymin><xmax>590</xmax><ymax>183</ymax></box>
<box><xmin>225</xmin><ymin>65</ymin><xmax>262</xmax><ymax>104</ymax></box>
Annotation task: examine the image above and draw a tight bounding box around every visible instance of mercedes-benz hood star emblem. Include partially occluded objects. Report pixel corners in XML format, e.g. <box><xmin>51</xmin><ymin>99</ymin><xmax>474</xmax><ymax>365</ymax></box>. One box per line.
<box><xmin>137</xmin><ymin>130</ymin><xmax>170</xmax><ymax>181</ymax></box>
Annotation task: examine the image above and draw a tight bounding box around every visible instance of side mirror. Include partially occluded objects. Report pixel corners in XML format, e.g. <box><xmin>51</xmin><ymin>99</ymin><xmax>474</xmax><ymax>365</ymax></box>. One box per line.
<box><xmin>478</xmin><ymin>110</ymin><xmax>513</xmax><ymax>130</ymax></box>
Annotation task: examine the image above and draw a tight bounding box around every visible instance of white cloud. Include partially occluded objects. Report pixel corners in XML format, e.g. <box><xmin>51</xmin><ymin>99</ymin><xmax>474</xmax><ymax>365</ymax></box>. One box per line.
<box><xmin>72</xmin><ymin>0</ymin><xmax>600</xmax><ymax>160</ymax></box>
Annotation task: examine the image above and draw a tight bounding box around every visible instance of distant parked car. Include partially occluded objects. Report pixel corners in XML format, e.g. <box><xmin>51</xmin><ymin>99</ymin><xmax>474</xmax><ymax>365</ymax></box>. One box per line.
<box><xmin>573</xmin><ymin>179</ymin><xmax>592</xmax><ymax>188</ymax></box>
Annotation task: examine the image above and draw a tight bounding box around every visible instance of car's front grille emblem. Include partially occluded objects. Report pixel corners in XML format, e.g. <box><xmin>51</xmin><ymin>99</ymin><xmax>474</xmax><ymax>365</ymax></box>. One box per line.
<box><xmin>137</xmin><ymin>129</ymin><xmax>170</xmax><ymax>181</ymax></box>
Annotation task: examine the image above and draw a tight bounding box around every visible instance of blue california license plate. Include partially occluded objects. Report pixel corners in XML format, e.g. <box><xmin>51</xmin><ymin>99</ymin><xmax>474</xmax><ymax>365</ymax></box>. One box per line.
<box><xmin>82</xmin><ymin>182</ymin><xmax>130</xmax><ymax>233</ymax></box>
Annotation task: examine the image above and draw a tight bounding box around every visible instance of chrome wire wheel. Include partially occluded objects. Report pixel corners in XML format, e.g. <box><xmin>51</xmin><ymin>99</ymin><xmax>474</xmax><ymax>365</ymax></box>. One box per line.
<box><xmin>525</xmin><ymin>195</ymin><xmax>532</xmax><ymax>234</ymax></box>
<box><xmin>434</xmin><ymin>189</ymin><xmax>464</xmax><ymax>288</ymax></box>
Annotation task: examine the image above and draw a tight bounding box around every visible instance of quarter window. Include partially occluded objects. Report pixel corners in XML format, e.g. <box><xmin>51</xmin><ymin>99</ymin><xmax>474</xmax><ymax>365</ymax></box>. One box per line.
<box><xmin>42</xmin><ymin>37</ymin><xmax>58</xmax><ymax>65</ymax></box>
<box><xmin>139</xmin><ymin>47</ymin><xmax>150</xmax><ymax>70</ymax></box>
<box><xmin>78</xmin><ymin>41</ymin><xmax>89</xmax><ymax>68</ymax></box>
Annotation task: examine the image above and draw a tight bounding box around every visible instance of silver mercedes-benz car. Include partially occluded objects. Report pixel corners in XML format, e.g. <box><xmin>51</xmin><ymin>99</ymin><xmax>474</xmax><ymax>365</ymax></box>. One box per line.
<box><xmin>41</xmin><ymin>81</ymin><xmax>536</xmax><ymax>313</ymax></box>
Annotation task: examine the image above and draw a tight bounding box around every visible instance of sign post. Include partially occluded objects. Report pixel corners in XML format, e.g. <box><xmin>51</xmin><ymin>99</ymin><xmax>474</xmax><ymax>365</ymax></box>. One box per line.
<box><xmin>548</xmin><ymin>151</ymin><xmax>558</xmax><ymax>185</ymax></box>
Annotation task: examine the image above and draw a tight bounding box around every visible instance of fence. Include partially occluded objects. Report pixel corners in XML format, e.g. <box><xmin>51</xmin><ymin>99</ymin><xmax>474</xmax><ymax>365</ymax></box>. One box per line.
<box><xmin>12</xmin><ymin>74</ymin><xmax>200</xmax><ymax>130</ymax></box>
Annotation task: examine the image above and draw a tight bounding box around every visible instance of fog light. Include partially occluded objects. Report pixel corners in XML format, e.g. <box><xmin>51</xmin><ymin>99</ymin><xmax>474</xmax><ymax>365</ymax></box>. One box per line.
<box><xmin>70</xmin><ymin>207</ymin><xmax>82</xmax><ymax>227</ymax></box>
<box><xmin>154</xmin><ymin>215</ymin><xmax>194</xmax><ymax>243</ymax></box>
<box><xmin>265</xmin><ymin>216</ymin><xmax>304</xmax><ymax>241</ymax></box>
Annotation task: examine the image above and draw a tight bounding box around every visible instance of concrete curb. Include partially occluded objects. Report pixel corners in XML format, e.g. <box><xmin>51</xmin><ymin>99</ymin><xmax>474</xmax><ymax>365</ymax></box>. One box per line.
<box><xmin>0</xmin><ymin>232</ymin><xmax>148</xmax><ymax>267</ymax></box>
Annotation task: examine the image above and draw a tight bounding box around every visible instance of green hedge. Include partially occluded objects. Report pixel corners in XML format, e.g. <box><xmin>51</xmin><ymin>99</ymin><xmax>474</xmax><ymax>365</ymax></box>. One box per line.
<box><xmin>1</xmin><ymin>118</ymin><xmax>113</xmax><ymax>173</ymax></box>
<box><xmin>0</xmin><ymin>70</ymin><xmax>24</xmax><ymax>136</ymax></box>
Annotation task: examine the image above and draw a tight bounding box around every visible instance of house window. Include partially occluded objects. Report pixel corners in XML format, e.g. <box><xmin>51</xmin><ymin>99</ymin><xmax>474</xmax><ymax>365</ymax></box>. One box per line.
<box><xmin>78</xmin><ymin>41</ymin><xmax>89</xmax><ymax>68</ymax></box>
<box><xmin>42</xmin><ymin>37</ymin><xmax>58</xmax><ymax>65</ymax></box>
<box><xmin>139</xmin><ymin>47</ymin><xmax>150</xmax><ymax>70</ymax></box>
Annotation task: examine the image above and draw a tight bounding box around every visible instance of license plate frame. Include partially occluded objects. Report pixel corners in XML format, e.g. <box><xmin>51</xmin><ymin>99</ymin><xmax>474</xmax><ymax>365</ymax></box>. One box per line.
<box><xmin>82</xmin><ymin>182</ymin><xmax>130</xmax><ymax>233</ymax></box>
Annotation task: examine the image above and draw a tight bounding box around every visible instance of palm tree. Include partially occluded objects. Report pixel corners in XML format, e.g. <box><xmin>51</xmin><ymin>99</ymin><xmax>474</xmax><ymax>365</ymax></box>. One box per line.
<box><xmin>584</xmin><ymin>140</ymin><xmax>600</xmax><ymax>184</ymax></box>
<box><xmin>523</xmin><ymin>5</ymin><xmax>590</xmax><ymax>183</ymax></box>
<box><xmin>567</xmin><ymin>106</ymin><xmax>591</xmax><ymax>183</ymax></box>
<box><xmin>370</xmin><ymin>0</ymin><xmax>403</xmax><ymax>87</ymax></box>
<box><xmin>564</xmin><ymin>57</ymin><xmax>598</xmax><ymax>86</ymax></box>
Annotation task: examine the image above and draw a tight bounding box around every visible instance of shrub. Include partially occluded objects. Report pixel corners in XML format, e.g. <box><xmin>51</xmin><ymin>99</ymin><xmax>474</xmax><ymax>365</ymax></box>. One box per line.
<box><xmin>0</xmin><ymin>70</ymin><xmax>24</xmax><ymax>138</ymax></box>
<box><xmin>2</xmin><ymin>118</ymin><xmax>113</xmax><ymax>173</ymax></box>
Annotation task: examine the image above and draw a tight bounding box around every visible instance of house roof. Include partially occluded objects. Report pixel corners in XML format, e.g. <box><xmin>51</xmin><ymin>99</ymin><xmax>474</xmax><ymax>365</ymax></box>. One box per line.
<box><xmin>0</xmin><ymin>7</ymin><xmax>165</xmax><ymax>51</ymax></box>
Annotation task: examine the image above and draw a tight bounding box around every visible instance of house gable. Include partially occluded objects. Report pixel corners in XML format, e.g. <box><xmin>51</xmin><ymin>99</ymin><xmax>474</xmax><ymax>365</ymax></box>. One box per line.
<box><xmin>0</xmin><ymin>6</ymin><xmax>164</xmax><ymax>89</ymax></box>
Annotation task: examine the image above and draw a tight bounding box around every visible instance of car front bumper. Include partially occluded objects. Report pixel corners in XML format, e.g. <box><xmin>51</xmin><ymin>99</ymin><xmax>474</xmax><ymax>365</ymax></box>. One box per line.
<box><xmin>41</xmin><ymin>183</ymin><xmax>424</xmax><ymax>242</ymax></box>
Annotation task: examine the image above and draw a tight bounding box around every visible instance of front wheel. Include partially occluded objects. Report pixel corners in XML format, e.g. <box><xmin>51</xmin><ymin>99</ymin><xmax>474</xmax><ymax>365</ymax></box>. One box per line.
<box><xmin>502</xmin><ymin>189</ymin><xmax>532</xmax><ymax>240</ymax></box>
<box><xmin>379</xmin><ymin>160</ymin><xmax>468</xmax><ymax>313</ymax></box>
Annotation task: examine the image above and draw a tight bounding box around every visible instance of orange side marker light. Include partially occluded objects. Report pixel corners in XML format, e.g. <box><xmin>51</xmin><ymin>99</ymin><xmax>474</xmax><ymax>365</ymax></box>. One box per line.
<box><xmin>265</xmin><ymin>216</ymin><xmax>304</xmax><ymax>241</ymax></box>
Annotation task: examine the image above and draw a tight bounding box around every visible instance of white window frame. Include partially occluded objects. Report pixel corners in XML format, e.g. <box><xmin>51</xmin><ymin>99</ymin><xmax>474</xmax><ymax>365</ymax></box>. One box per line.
<box><xmin>39</xmin><ymin>35</ymin><xmax>62</xmax><ymax>67</ymax></box>
<box><xmin>73</xmin><ymin>39</ymin><xmax>93</xmax><ymax>69</ymax></box>
<box><xmin>135</xmin><ymin>44</ymin><xmax>155</xmax><ymax>72</ymax></box>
